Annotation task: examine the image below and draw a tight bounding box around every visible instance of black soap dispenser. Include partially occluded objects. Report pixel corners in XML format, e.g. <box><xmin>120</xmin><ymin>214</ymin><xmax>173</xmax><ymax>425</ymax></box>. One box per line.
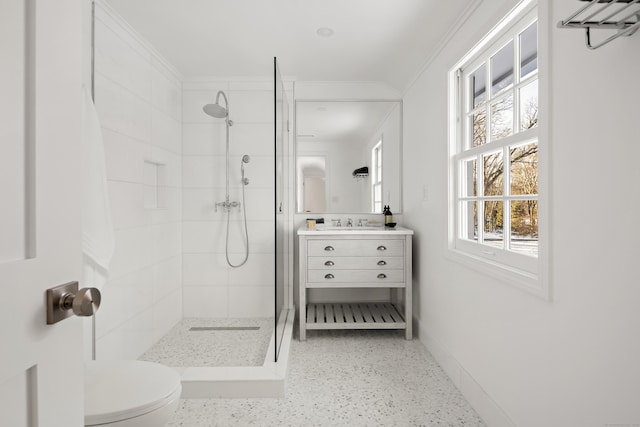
<box><xmin>384</xmin><ymin>205</ymin><xmax>394</xmax><ymax>226</ymax></box>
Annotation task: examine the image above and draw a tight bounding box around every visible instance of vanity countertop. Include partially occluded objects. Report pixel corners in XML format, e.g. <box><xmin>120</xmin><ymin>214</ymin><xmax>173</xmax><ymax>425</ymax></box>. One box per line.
<box><xmin>297</xmin><ymin>225</ymin><xmax>413</xmax><ymax>235</ymax></box>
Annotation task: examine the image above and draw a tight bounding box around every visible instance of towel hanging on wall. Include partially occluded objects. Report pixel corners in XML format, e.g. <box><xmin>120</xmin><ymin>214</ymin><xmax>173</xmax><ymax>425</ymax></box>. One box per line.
<box><xmin>82</xmin><ymin>87</ymin><xmax>115</xmax><ymax>290</ymax></box>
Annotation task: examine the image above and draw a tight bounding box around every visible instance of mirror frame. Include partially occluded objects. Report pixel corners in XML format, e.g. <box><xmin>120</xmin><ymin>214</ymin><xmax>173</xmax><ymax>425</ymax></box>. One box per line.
<box><xmin>294</xmin><ymin>99</ymin><xmax>403</xmax><ymax>214</ymax></box>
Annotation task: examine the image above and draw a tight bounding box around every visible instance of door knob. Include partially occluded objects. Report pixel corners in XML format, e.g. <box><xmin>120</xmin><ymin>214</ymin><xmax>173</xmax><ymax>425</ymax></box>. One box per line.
<box><xmin>61</xmin><ymin>287</ymin><xmax>101</xmax><ymax>316</ymax></box>
<box><xmin>46</xmin><ymin>281</ymin><xmax>102</xmax><ymax>325</ymax></box>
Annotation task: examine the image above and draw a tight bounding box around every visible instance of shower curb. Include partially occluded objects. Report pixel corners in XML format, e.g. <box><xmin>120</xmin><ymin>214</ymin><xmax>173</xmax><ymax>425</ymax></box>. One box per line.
<box><xmin>176</xmin><ymin>308</ymin><xmax>294</xmax><ymax>398</ymax></box>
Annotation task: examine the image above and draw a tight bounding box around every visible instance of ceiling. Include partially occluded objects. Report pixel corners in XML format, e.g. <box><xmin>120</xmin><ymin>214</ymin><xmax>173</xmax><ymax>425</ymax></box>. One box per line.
<box><xmin>104</xmin><ymin>0</ymin><xmax>475</xmax><ymax>92</ymax></box>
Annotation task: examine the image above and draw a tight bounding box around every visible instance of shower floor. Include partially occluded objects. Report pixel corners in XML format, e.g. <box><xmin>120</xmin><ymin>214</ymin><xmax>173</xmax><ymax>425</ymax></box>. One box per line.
<box><xmin>139</xmin><ymin>318</ymin><xmax>274</xmax><ymax>367</ymax></box>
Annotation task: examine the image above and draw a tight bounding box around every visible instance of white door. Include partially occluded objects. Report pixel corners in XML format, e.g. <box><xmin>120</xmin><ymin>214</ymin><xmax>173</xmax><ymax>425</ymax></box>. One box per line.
<box><xmin>0</xmin><ymin>0</ymin><xmax>85</xmax><ymax>425</ymax></box>
<box><xmin>303</xmin><ymin>176</ymin><xmax>326</xmax><ymax>213</ymax></box>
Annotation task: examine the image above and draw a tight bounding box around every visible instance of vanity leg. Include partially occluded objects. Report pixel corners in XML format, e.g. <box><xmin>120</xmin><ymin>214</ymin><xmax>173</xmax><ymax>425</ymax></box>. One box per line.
<box><xmin>403</xmin><ymin>285</ymin><xmax>413</xmax><ymax>340</ymax></box>
<box><xmin>299</xmin><ymin>288</ymin><xmax>306</xmax><ymax>341</ymax></box>
<box><xmin>299</xmin><ymin>240</ymin><xmax>307</xmax><ymax>341</ymax></box>
<box><xmin>405</xmin><ymin>235</ymin><xmax>413</xmax><ymax>340</ymax></box>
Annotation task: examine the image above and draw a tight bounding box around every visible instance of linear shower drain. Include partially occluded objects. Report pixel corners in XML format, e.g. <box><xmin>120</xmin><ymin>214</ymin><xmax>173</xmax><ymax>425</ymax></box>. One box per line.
<box><xmin>189</xmin><ymin>326</ymin><xmax>260</xmax><ymax>331</ymax></box>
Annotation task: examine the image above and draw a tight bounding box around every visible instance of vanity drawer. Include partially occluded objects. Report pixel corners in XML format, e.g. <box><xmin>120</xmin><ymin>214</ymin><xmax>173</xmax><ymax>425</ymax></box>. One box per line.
<box><xmin>307</xmin><ymin>269</ymin><xmax>404</xmax><ymax>284</ymax></box>
<box><xmin>307</xmin><ymin>239</ymin><xmax>404</xmax><ymax>257</ymax></box>
<box><xmin>307</xmin><ymin>256</ymin><xmax>404</xmax><ymax>270</ymax></box>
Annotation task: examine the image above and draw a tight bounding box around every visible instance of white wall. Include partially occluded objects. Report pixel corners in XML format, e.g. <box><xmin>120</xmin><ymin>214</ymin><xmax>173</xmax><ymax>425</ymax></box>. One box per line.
<box><xmin>182</xmin><ymin>79</ymin><xmax>293</xmax><ymax>318</ymax></box>
<box><xmin>92</xmin><ymin>2</ymin><xmax>183</xmax><ymax>360</ymax></box>
<box><xmin>402</xmin><ymin>0</ymin><xmax>640</xmax><ymax>426</ymax></box>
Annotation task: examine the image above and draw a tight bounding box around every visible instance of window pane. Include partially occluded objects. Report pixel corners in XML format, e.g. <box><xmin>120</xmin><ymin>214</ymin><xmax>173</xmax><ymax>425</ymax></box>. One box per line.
<box><xmin>483</xmin><ymin>200</ymin><xmax>503</xmax><ymax>249</ymax></box>
<box><xmin>520</xmin><ymin>80</ymin><xmax>538</xmax><ymax>130</ymax></box>
<box><xmin>373</xmin><ymin>183</ymin><xmax>382</xmax><ymax>213</ymax></box>
<box><xmin>510</xmin><ymin>200</ymin><xmax>538</xmax><ymax>256</ymax></box>
<box><xmin>491</xmin><ymin>95</ymin><xmax>513</xmax><ymax>141</ymax></box>
<box><xmin>470</xmin><ymin>65</ymin><xmax>486</xmax><ymax>109</ymax></box>
<box><xmin>510</xmin><ymin>142</ymin><xmax>538</xmax><ymax>195</ymax></box>
<box><xmin>461</xmin><ymin>158</ymin><xmax>477</xmax><ymax>197</ymax></box>
<box><xmin>491</xmin><ymin>41</ymin><xmax>514</xmax><ymax>95</ymax></box>
<box><xmin>460</xmin><ymin>201</ymin><xmax>478</xmax><ymax>242</ymax></box>
<box><xmin>520</xmin><ymin>21</ymin><xmax>538</xmax><ymax>80</ymax></box>
<box><xmin>484</xmin><ymin>151</ymin><xmax>503</xmax><ymax>196</ymax></box>
<box><xmin>472</xmin><ymin>111</ymin><xmax>486</xmax><ymax>147</ymax></box>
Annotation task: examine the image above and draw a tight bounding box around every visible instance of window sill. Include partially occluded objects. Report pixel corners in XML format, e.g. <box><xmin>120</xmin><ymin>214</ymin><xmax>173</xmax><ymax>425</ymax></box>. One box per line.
<box><xmin>445</xmin><ymin>247</ymin><xmax>549</xmax><ymax>300</ymax></box>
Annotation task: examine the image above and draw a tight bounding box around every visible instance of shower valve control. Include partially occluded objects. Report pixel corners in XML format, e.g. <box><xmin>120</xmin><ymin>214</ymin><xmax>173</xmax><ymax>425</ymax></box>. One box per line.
<box><xmin>215</xmin><ymin>200</ymin><xmax>241</xmax><ymax>212</ymax></box>
<box><xmin>46</xmin><ymin>281</ymin><xmax>102</xmax><ymax>325</ymax></box>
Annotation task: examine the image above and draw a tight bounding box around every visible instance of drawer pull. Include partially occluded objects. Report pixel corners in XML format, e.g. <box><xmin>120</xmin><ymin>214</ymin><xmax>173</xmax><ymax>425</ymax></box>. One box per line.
<box><xmin>324</xmin><ymin>260</ymin><xmax>335</xmax><ymax>266</ymax></box>
<box><xmin>377</xmin><ymin>245</ymin><xmax>387</xmax><ymax>251</ymax></box>
<box><xmin>324</xmin><ymin>246</ymin><xmax>335</xmax><ymax>251</ymax></box>
<box><xmin>324</xmin><ymin>274</ymin><xmax>335</xmax><ymax>279</ymax></box>
<box><xmin>377</xmin><ymin>273</ymin><xmax>387</xmax><ymax>279</ymax></box>
<box><xmin>377</xmin><ymin>260</ymin><xmax>387</xmax><ymax>266</ymax></box>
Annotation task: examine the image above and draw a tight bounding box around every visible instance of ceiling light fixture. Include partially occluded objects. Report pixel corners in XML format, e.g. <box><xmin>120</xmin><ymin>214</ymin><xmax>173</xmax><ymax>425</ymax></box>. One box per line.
<box><xmin>316</xmin><ymin>27</ymin><xmax>335</xmax><ymax>37</ymax></box>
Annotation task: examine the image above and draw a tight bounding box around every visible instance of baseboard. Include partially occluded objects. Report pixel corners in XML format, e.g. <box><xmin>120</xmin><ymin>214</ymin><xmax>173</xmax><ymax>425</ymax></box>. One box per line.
<box><xmin>419</xmin><ymin>321</ymin><xmax>516</xmax><ymax>427</ymax></box>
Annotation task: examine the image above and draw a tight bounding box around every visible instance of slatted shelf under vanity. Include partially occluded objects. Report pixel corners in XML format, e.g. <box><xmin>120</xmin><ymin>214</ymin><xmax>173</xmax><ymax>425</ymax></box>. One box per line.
<box><xmin>305</xmin><ymin>302</ymin><xmax>406</xmax><ymax>330</ymax></box>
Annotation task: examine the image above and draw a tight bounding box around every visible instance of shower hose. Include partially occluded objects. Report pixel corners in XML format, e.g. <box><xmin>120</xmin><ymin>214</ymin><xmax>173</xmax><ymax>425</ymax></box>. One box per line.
<box><xmin>225</xmin><ymin>157</ymin><xmax>249</xmax><ymax>268</ymax></box>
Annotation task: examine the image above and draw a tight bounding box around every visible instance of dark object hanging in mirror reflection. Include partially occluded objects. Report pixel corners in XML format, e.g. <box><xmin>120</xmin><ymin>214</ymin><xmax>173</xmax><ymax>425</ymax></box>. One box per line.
<box><xmin>352</xmin><ymin>166</ymin><xmax>369</xmax><ymax>178</ymax></box>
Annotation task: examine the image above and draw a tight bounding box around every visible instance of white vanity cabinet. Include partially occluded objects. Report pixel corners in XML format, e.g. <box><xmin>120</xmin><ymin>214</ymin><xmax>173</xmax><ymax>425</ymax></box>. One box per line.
<box><xmin>298</xmin><ymin>227</ymin><xmax>413</xmax><ymax>340</ymax></box>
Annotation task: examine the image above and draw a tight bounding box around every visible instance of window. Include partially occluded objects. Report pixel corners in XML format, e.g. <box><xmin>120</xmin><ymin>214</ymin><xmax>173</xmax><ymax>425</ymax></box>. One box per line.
<box><xmin>449</xmin><ymin>1</ymin><xmax>545</xmax><ymax>295</ymax></box>
<box><xmin>372</xmin><ymin>140</ymin><xmax>382</xmax><ymax>213</ymax></box>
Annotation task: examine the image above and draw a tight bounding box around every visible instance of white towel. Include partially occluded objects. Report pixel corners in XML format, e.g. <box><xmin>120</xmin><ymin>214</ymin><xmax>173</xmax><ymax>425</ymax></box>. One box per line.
<box><xmin>82</xmin><ymin>87</ymin><xmax>115</xmax><ymax>289</ymax></box>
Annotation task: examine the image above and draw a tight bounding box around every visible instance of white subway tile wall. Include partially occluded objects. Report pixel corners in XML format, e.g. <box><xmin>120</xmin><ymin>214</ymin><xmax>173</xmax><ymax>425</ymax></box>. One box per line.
<box><xmin>93</xmin><ymin>4</ymin><xmax>183</xmax><ymax>360</ymax></box>
<box><xmin>182</xmin><ymin>82</ymin><xmax>276</xmax><ymax>319</ymax></box>
<box><xmin>93</xmin><ymin>3</ymin><xmax>287</xmax><ymax>360</ymax></box>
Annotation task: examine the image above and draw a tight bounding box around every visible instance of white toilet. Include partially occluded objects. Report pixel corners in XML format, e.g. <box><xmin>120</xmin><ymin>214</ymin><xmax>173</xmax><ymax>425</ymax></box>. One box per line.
<box><xmin>84</xmin><ymin>360</ymin><xmax>182</xmax><ymax>427</ymax></box>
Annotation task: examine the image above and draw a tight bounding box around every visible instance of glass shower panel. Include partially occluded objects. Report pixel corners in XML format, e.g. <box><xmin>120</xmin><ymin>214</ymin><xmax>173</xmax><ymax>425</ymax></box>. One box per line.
<box><xmin>274</xmin><ymin>57</ymin><xmax>289</xmax><ymax>362</ymax></box>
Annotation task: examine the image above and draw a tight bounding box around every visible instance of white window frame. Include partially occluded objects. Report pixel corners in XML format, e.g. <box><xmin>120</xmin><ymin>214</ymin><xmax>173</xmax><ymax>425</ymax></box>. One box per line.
<box><xmin>372</xmin><ymin>139</ymin><xmax>382</xmax><ymax>213</ymax></box>
<box><xmin>447</xmin><ymin>0</ymin><xmax>549</xmax><ymax>299</ymax></box>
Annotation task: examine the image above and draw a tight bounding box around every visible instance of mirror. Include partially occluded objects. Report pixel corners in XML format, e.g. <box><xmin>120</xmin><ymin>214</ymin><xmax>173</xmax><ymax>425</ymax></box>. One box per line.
<box><xmin>295</xmin><ymin>100</ymin><xmax>402</xmax><ymax>214</ymax></box>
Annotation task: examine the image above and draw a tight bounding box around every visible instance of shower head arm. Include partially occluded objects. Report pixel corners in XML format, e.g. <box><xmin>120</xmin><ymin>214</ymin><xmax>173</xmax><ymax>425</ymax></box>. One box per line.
<box><xmin>215</xmin><ymin>90</ymin><xmax>229</xmax><ymax>110</ymax></box>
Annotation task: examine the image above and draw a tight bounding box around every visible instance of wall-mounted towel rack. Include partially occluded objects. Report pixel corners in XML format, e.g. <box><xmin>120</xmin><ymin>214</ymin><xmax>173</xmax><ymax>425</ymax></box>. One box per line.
<box><xmin>558</xmin><ymin>0</ymin><xmax>640</xmax><ymax>49</ymax></box>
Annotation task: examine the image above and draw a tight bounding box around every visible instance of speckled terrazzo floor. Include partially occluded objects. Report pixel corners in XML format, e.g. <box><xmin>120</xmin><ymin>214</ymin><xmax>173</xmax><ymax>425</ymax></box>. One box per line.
<box><xmin>168</xmin><ymin>329</ymin><xmax>486</xmax><ymax>427</ymax></box>
<box><xmin>139</xmin><ymin>318</ymin><xmax>273</xmax><ymax>367</ymax></box>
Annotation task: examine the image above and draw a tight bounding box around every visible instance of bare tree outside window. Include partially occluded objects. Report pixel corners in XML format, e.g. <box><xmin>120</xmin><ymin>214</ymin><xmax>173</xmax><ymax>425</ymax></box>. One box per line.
<box><xmin>468</xmin><ymin>79</ymin><xmax>538</xmax><ymax>254</ymax></box>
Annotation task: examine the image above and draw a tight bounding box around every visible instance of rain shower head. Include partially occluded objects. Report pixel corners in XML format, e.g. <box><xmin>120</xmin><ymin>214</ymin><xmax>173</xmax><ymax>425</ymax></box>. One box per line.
<box><xmin>203</xmin><ymin>103</ymin><xmax>227</xmax><ymax>118</ymax></box>
<box><xmin>202</xmin><ymin>90</ymin><xmax>229</xmax><ymax>119</ymax></box>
